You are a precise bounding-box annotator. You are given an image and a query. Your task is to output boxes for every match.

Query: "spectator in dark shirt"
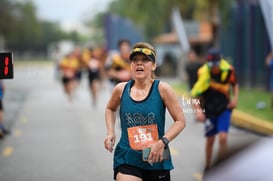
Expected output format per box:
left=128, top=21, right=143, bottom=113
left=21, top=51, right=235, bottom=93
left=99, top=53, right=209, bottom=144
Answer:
left=185, top=50, right=203, bottom=90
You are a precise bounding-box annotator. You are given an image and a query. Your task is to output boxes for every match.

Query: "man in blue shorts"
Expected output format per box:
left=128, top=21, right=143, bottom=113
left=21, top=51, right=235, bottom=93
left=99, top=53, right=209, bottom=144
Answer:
left=190, top=48, right=239, bottom=170
left=0, top=80, right=10, bottom=138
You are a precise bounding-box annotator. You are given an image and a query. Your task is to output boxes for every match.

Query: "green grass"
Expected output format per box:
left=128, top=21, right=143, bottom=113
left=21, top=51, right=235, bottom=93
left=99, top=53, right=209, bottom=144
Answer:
left=171, top=82, right=273, bottom=123
left=237, top=88, right=273, bottom=122
left=172, top=82, right=189, bottom=94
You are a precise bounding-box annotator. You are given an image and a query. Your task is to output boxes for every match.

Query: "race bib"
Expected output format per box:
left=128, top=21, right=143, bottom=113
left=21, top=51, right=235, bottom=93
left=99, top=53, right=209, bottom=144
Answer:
left=127, top=124, right=159, bottom=150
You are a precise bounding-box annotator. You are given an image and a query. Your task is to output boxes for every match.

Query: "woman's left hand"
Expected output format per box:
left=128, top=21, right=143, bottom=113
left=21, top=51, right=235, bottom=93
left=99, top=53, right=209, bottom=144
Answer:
left=148, top=140, right=165, bottom=163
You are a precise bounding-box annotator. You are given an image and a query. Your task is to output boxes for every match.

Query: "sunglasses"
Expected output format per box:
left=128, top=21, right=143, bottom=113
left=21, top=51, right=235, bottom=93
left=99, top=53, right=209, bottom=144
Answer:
left=130, top=48, right=156, bottom=62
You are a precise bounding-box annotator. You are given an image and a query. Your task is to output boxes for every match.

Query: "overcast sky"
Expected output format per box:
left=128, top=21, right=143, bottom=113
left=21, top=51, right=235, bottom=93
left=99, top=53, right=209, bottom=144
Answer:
left=33, top=0, right=113, bottom=23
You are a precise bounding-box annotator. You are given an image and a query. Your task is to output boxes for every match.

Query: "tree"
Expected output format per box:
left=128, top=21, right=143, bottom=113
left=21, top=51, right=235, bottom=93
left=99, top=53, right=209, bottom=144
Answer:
left=0, top=0, right=86, bottom=56
left=0, top=0, right=16, bottom=47
left=6, top=1, right=41, bottom=51
left=91, top=0, right=235, bottom=43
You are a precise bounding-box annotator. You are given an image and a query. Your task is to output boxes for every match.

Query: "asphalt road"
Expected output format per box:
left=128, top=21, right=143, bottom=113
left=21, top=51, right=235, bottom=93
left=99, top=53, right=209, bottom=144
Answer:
left=0, top=63, right=262, bottom=181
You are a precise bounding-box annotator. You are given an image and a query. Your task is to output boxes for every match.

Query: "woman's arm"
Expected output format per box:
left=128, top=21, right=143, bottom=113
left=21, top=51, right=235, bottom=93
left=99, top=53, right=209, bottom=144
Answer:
left=104, top=82, right=126, bottom=152
left=148, top=82, right=186, bottom=163
left=159, top=82, right=186, bottom=141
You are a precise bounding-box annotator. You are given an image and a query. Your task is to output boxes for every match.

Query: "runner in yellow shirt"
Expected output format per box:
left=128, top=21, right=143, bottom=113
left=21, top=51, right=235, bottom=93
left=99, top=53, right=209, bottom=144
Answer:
left=106, top=39, right=132, bottom=85
left=59, top=51, right=80, bottom=102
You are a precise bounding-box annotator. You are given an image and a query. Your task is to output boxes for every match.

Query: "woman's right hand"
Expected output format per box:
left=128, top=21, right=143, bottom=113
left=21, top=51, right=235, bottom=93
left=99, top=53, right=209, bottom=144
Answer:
left=104, top=134, right=116, bottom=153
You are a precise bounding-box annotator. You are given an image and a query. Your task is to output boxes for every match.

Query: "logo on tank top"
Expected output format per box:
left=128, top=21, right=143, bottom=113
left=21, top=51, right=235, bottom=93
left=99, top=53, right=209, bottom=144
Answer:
left=125, top=112, right=156, bottom=127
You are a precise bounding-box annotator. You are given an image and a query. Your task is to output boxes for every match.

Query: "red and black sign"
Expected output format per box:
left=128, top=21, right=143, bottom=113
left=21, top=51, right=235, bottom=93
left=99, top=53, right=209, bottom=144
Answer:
left=0, top=52, right=13, bottom=79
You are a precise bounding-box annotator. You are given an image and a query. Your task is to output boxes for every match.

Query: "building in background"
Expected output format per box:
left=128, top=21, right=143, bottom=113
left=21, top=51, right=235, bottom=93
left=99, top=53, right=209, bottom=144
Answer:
left=153, top=21, right=213, bottom=78
left=104, top=13, right=143, bottom=51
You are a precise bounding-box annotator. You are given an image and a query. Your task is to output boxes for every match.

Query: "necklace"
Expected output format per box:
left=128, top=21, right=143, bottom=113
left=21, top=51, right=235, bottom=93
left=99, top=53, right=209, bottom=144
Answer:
left=131, top=80, right=153, bottom=99
left=131, top=88, right=146, bottom=97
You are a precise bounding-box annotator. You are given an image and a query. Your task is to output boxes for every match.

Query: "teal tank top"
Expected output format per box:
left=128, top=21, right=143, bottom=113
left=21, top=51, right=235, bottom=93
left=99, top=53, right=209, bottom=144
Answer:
left=113, top=79, right=174, bottom=170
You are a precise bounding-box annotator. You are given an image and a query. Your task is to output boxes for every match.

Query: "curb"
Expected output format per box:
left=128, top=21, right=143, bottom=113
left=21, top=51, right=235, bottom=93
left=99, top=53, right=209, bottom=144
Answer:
left=231, top=109, right=273, bottom=135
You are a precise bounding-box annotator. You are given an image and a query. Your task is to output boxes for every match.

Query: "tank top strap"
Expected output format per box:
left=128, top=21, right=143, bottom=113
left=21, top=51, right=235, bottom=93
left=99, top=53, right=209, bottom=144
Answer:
left=153, top=79, right=160, bottom=88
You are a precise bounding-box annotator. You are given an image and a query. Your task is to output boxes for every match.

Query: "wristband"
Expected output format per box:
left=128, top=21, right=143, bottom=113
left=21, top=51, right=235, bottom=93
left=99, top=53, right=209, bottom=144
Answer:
left=160, top=137, right=169, bottom=147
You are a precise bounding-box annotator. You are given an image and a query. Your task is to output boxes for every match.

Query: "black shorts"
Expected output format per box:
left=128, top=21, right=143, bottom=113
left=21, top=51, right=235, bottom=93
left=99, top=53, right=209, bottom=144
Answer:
left=88, top=70, right=100, bottom=84
left=114, top=164, right=170, bottom=181
left=62, top=77, right=74, bottom=84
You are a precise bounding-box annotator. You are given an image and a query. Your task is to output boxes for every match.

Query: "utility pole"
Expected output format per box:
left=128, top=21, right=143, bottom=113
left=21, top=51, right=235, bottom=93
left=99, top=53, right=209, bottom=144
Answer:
left=209, top=0, right=220, bottom=47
